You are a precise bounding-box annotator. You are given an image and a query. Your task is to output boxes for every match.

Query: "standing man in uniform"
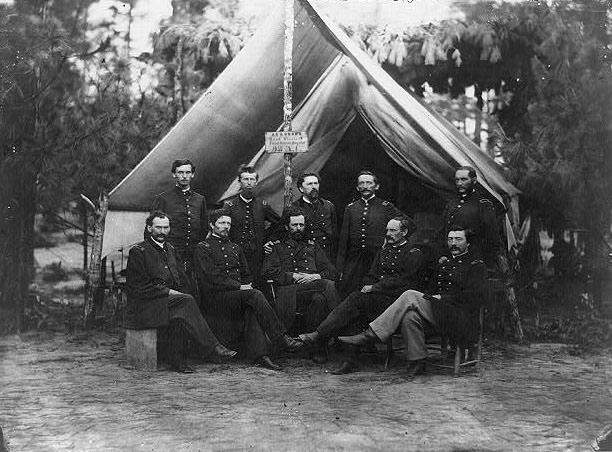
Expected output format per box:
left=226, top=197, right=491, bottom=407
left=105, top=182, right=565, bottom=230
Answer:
left=224, top=165, right=281, bottom=288
left=150, top=159, right=207, bottom=279
left=439, top=165, right=501, bottom=269
left=193, top=209, right=302, bottom=371
left=262, top=206, right=339, bottom=363
left=336, top=170, right=403, bottom=296
left=125, top=211, right=236, bottom=373
left=291, top=173, right=337, bottom=262
left=299, top=216, right=429, bottom=374
left=339, top=225, right=487, bottom=380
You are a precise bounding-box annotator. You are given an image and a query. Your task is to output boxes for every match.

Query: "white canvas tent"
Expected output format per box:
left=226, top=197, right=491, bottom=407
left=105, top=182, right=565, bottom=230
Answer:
left=102, top=0, right=519, bottom=257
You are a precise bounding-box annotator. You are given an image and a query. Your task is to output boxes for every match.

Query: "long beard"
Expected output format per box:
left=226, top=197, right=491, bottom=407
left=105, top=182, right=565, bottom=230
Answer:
left=290, top=231, right=304, bottom=241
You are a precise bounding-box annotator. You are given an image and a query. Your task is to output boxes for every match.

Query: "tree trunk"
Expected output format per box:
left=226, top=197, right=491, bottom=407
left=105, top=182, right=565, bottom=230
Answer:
left=82, top=202, right=88, bottom=271
left=175, top=36, right=185, bottom=120
left=0, top=159, right=36, bottom=334
left=83, top=192, right=108, bottom=329
left=497, top=253, right=525, bottom=343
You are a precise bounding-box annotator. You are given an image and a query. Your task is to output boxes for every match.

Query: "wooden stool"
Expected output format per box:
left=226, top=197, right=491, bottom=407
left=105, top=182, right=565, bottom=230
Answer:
left=126, top=329, right=157, bottom=371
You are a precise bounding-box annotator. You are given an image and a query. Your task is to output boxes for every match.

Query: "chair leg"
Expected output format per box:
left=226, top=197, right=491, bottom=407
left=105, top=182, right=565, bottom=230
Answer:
left=476, top=306, right=484, bottom=371
left=385, top=340, right=393, bottom=370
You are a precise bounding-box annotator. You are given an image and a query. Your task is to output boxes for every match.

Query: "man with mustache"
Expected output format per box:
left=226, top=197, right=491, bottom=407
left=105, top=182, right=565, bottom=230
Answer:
left=291, top=173, right=337, bottom=262
left=194, top=209, right=302, bottom=371
left=298, top=216, right=430, bottom=374
left=262, top=206, right=339, bottom=363
left=125, top=211, right=236, bottom=373
left=223, top=165, right=282, bottom=288
left=338, top=225, right=487, bottom=380
left=336, top=170, right=404, bottom=296
left=439, top=166, right=501, bottom=269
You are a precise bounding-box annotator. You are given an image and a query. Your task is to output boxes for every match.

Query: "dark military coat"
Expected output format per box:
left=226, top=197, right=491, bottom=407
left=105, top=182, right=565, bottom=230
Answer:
left=440, top=188, right=501, bottom=267
left=430, top=249, right=487, bottom=344
left=223, top=195, right=281, bottom=254
left=223, top=195, right=281, bottom=284
left=124, top=238, right=189, bottom=329
left=336, top=196, right=403, bottom=272
left=150, top=186, right=208, bottom=264
left=193, top=235, right=252, bottom=293
left=262, top=238, right=337, bottom=286
left=362, top=241, right=428, bottom=298
left=291, top=197, right=337, bottom=261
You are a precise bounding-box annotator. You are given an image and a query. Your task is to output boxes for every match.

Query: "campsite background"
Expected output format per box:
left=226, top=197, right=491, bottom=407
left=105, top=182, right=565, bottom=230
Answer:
left=1, top=0, right=611, bottom=348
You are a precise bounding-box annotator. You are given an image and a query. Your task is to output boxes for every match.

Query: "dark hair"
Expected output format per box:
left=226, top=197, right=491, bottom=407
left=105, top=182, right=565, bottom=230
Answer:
left=456, top=165, right=476, bottom=179
left=392, top=215, right=416, bottom=236
left=237, top=165, right=259, bottom=181
left=209, top=208, right=231, bottom=225
left=171, top=159, right=195, bottom=173
left=281, top=206, right=305, bottom=226
left=297, top=172, right=320, bottom=188
left=357, top=170, right=378, bottom=185
left=447, top=224, right=474, bottom=243
left=146, top=210, right=169, bottom=227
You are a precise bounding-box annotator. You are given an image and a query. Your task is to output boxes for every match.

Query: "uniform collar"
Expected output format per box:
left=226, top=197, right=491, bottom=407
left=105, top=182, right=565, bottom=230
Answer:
left=175, top=184, right=192, bottom=195
left=211, top=233, right=231, bottom=243
left=239, top=194, right=254, bottom=204
left=360, top=195, right=376, bottom=204
left=148, top=237, right=166, bottom=251
left=458, top=188, right=475, bottom=200
left=384, top=239, right=407, bottom=249
left=301, top=196, right=322, bottom=206
left=450, top=250, right=469, bottom=260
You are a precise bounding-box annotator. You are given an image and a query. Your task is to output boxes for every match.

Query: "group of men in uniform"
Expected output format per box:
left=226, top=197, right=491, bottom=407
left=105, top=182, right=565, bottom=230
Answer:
left=125, top=158, right=502, bottom=378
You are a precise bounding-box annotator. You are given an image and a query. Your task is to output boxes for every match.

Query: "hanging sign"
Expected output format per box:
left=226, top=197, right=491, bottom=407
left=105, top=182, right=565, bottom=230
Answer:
left=265, top=131, right=308, bottom=153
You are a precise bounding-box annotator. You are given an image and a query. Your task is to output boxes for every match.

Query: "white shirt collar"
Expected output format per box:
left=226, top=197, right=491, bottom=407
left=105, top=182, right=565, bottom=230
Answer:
left=361, top=194, right=375, bottom=203
left=151, top=238, right=165, bottom=249
left=240, top=194, right=253, bottom=203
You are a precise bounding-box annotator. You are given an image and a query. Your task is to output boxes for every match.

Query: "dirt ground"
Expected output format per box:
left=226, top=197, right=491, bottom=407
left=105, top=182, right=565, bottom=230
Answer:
left=1, top=329, right=611, bottom=452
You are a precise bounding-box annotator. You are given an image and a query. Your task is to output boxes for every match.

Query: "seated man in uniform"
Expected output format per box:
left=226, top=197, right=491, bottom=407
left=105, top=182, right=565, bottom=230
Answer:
left=193, top=209, right=302, bottom=371
left=125, top=211, right=236, bottom=373
left=299, top=216, right=430, bottom=374
left=262, top=206, right=339, bottom=363
left=338, top=225, right=487, bottom=380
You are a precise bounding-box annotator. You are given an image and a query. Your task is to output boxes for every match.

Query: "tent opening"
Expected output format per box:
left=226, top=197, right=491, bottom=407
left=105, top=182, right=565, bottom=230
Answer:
left=320, top=113, right=446, bottom=232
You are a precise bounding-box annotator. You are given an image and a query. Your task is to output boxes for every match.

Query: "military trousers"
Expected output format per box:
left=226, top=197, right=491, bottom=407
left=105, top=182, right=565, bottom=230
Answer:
left=167, top=293, right=219, bottom=358
left=207, top=288, right=287, bottom=359
left=369, top=289, right=438, bottom=361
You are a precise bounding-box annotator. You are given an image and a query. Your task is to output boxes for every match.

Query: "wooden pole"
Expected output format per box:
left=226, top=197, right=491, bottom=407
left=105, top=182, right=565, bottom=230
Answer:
left=282, top=0, right=294, bottom=208
left=83, top=192, right=108, bottom=329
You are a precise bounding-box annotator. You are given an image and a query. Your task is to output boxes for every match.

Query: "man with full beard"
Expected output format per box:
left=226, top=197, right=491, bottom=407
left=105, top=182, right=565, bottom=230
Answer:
left=336, top=170, right=403, bottom=296
left=291, top=173, right=337, bottom=262
left=262, top=207, right=339, bottom=363
left=223, top=165, right=281, bottom=288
